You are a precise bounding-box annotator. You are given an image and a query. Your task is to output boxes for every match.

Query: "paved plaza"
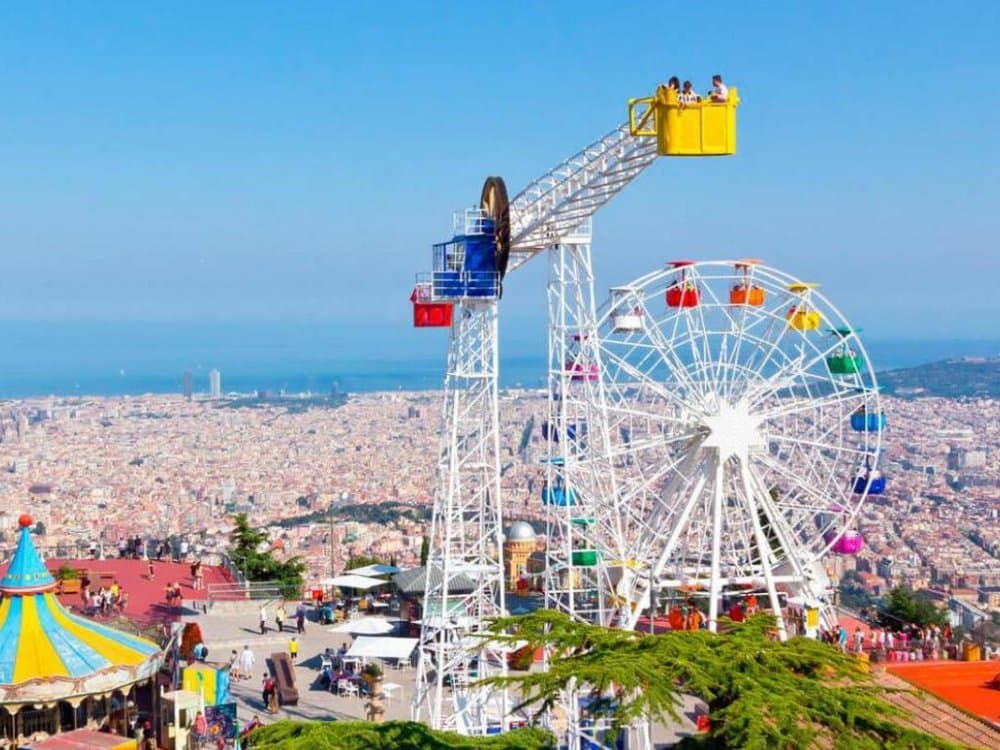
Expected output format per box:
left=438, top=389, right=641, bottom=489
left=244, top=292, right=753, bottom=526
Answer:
left=186, top=601, right=702, bottom=747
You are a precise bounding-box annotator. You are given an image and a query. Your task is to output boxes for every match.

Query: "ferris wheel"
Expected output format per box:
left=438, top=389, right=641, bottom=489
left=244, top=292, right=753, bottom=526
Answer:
left=565, top=259, right=886, bottom=638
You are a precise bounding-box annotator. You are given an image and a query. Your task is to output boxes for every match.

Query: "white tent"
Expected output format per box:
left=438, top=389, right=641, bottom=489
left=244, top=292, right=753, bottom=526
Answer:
left=321, top=574, right=388, bottom=590
left=346, top=636, right=418, bottom=662
left=349, top=564, right=400, bottom=577
left=328, top=616, right=396, bottom=635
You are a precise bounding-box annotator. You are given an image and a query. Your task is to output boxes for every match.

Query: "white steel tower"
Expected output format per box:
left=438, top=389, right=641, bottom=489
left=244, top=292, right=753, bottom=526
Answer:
left=411, top=88, right=741, bottom=739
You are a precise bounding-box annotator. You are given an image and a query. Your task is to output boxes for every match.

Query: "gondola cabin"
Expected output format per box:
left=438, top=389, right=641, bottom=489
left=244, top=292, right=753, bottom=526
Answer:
left=571, top=549, right=599, bottom=567
left=826, top=530, right=864, bottom=555
left=786, top=282, right=821, bottom=330
left=410, top=283, right=453, bottom=328
left=827, top=326, right=863, bottom=373
left=853, top=469, right=886, bottom=495
left=666, top=260, right=700, bottom=308
left=610, top=287, right=644, bottom=332
left=851, top=408, right=886, bottom=432
left=828, top=351, right=862, bottom=375
left=730, top=259, right=765, bottom=306
left=429, top=209, right=500, bottom=300
left=628, top=85, right=740, bottom=156
left=730, top=285, right=765, bottom=306
left=567, top=362, right=599, bottom=382
left=542, top=479, right=577, bottom=507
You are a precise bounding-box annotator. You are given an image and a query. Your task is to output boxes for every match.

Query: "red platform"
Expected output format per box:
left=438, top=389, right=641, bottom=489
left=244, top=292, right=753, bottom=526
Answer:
left=0, top=557, right=235, bottom=627
left=888, top=660, right=1000, bottom=726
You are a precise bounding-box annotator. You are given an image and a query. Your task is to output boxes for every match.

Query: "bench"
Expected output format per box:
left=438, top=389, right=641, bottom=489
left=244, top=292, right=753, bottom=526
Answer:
left=58, top=579, right=82, bottom=595
left=270, top=653, right=299, bottom=706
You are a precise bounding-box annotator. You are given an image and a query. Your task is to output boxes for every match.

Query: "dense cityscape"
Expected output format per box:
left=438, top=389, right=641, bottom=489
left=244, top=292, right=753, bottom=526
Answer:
left=2, top=369, right=998, bottom=633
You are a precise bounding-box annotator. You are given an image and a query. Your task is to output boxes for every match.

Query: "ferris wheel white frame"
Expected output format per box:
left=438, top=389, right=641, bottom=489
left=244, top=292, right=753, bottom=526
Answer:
left=565, top=260, right=884, bottom=638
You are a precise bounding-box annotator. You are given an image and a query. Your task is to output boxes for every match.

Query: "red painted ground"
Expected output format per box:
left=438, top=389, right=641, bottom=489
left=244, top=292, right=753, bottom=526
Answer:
left=0, top=557, right=235, bottom=627
left=34, top=728, right=133, bottom=748
left=888, top=660, right=1000, bottom=726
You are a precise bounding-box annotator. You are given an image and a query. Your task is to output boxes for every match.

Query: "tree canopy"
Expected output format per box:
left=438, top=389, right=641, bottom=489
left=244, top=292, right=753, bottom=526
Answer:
left=881, top=585, right=949, bottom=629
left=244, top=720, right=554, bottom=749
left=481, top=609, right=960, bottom=750
left=228, top=513, right=305, bottom=598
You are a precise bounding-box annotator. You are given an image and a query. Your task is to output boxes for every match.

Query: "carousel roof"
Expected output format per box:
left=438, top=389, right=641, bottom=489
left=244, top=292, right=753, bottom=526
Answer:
left=0, top=516, right=162, bottom=704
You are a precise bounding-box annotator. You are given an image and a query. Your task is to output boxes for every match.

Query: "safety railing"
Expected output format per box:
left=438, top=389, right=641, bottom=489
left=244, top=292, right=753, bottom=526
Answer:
left=453, top=207, right=493, bottom=236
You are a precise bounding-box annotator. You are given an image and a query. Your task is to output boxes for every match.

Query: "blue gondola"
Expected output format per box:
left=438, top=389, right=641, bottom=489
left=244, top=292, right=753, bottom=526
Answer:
left=852, top=470, right=886, bottom=495
left=850, top=408, right=886, bottom=432
left=541, top=478, right=577, bottom=506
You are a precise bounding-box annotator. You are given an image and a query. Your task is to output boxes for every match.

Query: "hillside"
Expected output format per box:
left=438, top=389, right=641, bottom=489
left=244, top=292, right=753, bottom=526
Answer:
left=878, top=357, right=1000, bottom=399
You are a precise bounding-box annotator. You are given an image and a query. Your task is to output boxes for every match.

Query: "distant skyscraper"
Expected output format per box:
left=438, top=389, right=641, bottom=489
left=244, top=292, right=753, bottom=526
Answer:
left=209, top=369, right=222, bottom=399
left=182, top=371, right=193, bottom=400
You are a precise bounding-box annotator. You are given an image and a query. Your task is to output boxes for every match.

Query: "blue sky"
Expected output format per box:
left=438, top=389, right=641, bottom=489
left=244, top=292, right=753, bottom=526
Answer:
left=0, top=1, right=998, bottom=344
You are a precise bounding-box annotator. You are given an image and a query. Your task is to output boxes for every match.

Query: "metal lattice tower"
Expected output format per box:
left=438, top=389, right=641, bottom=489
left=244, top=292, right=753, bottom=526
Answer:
left=412, top=114, right=675, bottom=740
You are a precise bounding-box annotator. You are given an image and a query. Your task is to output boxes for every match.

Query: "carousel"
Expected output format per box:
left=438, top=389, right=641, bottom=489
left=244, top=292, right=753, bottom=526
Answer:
left=0, top=515, right=163, bottom=745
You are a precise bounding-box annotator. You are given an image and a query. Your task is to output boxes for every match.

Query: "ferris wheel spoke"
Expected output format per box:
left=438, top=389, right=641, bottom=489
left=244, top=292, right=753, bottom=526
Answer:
left=638, top=303, right=711, bottom=407
left=745, top=335, right=858, bottom=411
left=751, top=451, right=845, bottom=519
left=600, top=347, right=699, bottom=416
left=758, top=386, right=868, bottom=422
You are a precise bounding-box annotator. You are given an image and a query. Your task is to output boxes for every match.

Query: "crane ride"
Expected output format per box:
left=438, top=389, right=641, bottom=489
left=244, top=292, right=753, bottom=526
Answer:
left=407, top=77, right=884, bottom=748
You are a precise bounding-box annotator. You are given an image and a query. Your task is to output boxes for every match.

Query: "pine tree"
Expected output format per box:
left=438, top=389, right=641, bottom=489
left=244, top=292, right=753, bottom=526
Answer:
left=480, top=610, right=961, bottom=750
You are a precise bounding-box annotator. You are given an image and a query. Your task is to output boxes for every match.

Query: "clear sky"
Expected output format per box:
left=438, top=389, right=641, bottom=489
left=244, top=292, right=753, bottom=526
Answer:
left=1, top=2, right=998, bottom=343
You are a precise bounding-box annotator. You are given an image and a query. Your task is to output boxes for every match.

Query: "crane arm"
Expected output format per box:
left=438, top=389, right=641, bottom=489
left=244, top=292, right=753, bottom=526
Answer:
left=505, top=123, right=658, bottom=274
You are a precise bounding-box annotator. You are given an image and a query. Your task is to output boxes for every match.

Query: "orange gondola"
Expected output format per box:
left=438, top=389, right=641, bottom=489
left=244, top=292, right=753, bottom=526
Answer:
left=729, top=258, right=765, bottom=306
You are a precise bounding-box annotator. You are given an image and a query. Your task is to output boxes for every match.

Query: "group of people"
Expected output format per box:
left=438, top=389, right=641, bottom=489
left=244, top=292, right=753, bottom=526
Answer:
left=820, top=622, right=955, bottom=661
left=80, top=577, right=128, bottom=616
left=663, top=73, right=729, bottom=104
left=257, top=601, right=308, bottom=635
left=319, top=642, right=369, bottom=696
left=164, top=581, right=185, bottom=608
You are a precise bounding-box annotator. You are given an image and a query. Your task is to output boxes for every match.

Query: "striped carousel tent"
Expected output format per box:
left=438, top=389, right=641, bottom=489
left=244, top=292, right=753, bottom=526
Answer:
left=0, top=515, right=163, bottom=740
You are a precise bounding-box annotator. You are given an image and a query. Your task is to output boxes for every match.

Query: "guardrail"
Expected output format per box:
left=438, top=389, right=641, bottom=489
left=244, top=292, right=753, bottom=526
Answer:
left=205, top=581, right=285, bottom=609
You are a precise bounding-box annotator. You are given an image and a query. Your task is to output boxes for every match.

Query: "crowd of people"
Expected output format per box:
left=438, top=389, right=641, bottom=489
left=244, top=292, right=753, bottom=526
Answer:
left=78, top=575, right=129, bottom=617
left=662, top=73, right=730, bottom=104
left=820, top=622, right=959, bottom=662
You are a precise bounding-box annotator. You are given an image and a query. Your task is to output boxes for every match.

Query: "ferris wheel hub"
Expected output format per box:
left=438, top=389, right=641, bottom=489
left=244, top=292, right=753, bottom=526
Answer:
left=699, top=399, right=763, bottom=461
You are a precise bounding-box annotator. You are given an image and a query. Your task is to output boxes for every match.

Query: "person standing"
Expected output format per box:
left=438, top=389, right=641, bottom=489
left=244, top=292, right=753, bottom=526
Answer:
left=259, top=604, right=268, bottom=635
left=295, top=602, right=306, bottom=634
left=191, top=710, right=208, bottom=749
left=239, top=645, right=256, bottom=681
left=147, top=558, right=155, bottom=581
left=275, top=603, right=286, bottom=633
left=262, top=675, right=275, bottom=712
left=289, top=636, right=299, bottom=663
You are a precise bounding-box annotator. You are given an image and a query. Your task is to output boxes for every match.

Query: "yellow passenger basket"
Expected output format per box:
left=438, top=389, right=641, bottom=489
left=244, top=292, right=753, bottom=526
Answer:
left=628, top=86, right=740, bottom=156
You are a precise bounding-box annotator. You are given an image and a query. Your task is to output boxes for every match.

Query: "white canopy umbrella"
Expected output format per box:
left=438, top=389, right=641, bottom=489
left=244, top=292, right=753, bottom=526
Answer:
left=321, top=574, right=388, bottom=590
left=328, top=616, right=396, bottom=635
left=346, top=635, right=418, bottom=661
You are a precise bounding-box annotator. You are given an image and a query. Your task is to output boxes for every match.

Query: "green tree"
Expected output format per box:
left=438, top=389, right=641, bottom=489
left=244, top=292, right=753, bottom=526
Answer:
left=839, top=569, right=875, bottom=611
left=228, top=513, right=305, bottom=598
left=882, top=585, right=948, bottom=628
left=481, top=610, right=959, bottom=750
left=244, top=720, right=553, bottom=749
left=420, top=535, right=430, bottom=567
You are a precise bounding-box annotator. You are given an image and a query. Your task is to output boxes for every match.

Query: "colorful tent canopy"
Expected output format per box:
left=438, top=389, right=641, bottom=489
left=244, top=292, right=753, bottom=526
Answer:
left=0, top=515, right=162, bottom=704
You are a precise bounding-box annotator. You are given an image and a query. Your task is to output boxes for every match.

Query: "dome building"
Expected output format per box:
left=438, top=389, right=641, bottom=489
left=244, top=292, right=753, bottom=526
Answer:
left=503, top=521, right=538, bottom=591
left=0, top=515, right=163, bottom=743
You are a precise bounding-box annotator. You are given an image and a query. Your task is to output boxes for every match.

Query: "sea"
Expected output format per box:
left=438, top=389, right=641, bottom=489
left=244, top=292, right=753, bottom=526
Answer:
left=0, top=321, right=998, bottom=400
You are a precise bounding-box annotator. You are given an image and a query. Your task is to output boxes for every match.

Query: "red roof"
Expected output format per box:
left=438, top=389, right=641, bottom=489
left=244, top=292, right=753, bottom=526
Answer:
left=889, top=659, right=1000, bottom=726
